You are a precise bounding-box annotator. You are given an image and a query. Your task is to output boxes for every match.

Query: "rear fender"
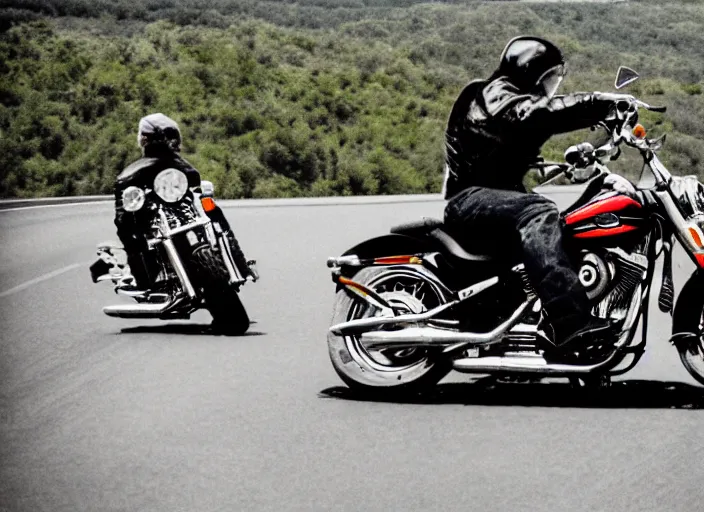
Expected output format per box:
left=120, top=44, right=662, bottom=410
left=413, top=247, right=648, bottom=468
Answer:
left=336, top=233, right=504, bottom=291
left=341, top=234, right=436, bottom=259
left=333, top=234, right=437, bottom=279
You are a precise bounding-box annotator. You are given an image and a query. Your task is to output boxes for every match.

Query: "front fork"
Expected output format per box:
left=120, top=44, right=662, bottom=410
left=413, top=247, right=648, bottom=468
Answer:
left=218, top=230, right=245, bottom=284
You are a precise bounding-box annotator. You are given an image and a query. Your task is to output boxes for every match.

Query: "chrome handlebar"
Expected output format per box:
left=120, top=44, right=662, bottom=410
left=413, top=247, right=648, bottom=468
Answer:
left=582, top=99, right=667, bottom=166
left=535, top=97, right=667, bottom=186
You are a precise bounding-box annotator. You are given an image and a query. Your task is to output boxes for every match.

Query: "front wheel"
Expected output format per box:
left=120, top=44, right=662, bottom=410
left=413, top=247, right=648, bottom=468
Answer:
left=191, top=244, right=250, bottom=335
left=671, top=271, right=704, bottom=385
left=673, top=305, right=704, bottom=386
left=327, top=266, right=451, bottom=393
left=204, top=283, right=250, bottom=335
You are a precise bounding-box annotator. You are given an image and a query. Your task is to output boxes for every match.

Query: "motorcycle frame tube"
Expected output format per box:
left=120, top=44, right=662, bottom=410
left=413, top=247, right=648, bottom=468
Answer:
left=359, top=299, right=532, bottom=352
left=332, top=299, right=457, bottom=336
left=451, top=285, right=643, bottom=375
left=329, top=269, right=500, bottom=335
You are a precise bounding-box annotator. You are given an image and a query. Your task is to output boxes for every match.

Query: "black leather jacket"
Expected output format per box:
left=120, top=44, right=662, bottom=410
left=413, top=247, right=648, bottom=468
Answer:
left=443, top=78, right=615, bottom=198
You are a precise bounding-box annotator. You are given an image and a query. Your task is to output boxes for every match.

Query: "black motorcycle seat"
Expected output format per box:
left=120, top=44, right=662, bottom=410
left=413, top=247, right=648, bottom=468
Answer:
left=390, top=217, right=492, bottom=262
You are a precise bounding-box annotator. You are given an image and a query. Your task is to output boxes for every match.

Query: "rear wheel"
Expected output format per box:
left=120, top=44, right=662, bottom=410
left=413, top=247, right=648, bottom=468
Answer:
left=327, top=266, right=451, bottom=393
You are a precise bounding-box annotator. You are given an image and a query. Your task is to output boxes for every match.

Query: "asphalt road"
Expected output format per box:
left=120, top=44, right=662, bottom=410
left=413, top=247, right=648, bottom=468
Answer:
left=1, top=192, right=703, bottom=512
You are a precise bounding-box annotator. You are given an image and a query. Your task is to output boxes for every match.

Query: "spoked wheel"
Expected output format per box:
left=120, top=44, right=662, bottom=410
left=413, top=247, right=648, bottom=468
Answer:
left=676, top=310, right=704, bottom=386
left=327, top=266, right=451, bottom=393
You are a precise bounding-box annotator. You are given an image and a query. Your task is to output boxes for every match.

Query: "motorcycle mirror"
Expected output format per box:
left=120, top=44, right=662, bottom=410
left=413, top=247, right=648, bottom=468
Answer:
left=615, top=66, right=639, bottom=89
left=564, top=142, right=595, bottom=167
left=201, top=180, right=215, bottom=197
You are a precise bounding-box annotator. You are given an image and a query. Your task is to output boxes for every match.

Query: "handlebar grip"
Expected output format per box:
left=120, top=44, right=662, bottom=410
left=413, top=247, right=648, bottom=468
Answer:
left=648, top=105, right=667, bottom=113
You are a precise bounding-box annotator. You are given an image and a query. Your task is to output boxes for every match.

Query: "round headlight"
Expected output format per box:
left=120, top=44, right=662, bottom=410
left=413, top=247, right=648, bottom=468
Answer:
left=154, top=168, right=188, bottom=203
left=122, top=186, right=145, bottom=212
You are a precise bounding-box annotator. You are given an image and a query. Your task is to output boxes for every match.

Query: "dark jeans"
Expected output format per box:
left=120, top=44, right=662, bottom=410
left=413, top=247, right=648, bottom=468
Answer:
left=115, top=209, right=154, bottom=288
left=444, top=186, right=590, bottom=332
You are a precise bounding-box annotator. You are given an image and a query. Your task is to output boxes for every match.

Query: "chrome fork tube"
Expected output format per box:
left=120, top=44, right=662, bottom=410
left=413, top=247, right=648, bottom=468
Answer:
left=161, top=235, right=198, bottom=299
left=219, top=235, right=243, bottom=284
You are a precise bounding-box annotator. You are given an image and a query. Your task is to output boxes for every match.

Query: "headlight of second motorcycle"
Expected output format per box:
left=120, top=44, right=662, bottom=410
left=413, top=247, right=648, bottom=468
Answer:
left=121, top=186, right=146, bottom=212
left=154, top=168, right=189, bottom=203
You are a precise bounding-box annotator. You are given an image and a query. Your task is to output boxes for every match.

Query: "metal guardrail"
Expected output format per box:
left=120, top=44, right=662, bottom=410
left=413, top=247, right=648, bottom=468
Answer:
left=0, top=195, right=112, bottom=210
left=0, top=185, right=585, bottom=211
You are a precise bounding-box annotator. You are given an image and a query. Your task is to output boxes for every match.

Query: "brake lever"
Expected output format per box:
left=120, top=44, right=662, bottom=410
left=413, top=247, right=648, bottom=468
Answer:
left=635, top=99, right=667, bottom=113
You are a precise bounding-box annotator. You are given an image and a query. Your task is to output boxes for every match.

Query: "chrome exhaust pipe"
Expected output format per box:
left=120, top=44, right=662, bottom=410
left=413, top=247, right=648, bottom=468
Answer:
left=360, top=300, right=532, bottom=351
left=103, top=295, right=189, bottom=318
left=452, top=285, right=644, bottom=375
left=452, top=353, right=621, bottom=375
left=103, top=302, right=174, bottom=318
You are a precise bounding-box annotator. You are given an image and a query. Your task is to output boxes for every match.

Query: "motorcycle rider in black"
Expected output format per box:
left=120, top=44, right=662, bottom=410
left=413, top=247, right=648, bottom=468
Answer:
left=114, top=113, right=256, bottom=291
left=443, top=36, right=635, bottom=349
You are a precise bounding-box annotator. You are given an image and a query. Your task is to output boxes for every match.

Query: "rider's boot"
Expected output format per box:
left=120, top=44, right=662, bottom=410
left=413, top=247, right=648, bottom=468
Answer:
left=540, top=313, right=617, bottom=352
left=555, top=315, right=616, bottom=348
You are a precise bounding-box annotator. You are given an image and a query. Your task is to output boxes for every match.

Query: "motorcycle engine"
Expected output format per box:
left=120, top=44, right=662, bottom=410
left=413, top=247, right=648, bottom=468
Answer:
left=579, top=247, right=648, bottom=320
left=578, top=252, right=611, bottom=300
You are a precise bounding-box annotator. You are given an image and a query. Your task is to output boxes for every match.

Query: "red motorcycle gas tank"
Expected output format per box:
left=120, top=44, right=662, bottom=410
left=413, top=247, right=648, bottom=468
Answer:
left=563, top=177, right=645, bottom=240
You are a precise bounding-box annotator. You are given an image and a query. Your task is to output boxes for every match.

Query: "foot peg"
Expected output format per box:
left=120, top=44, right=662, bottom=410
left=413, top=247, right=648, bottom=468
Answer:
left=246, top=260, right=259, bottom=282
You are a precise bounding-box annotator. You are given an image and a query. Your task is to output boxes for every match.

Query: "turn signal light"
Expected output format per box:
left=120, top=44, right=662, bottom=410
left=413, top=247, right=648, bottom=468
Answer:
left=201, top=197, right=217, bottom=212
left=689, top=227, right=704, bottom=248
left=633, top=124, right=647, bottom=139
left=696, top=254, right=704, bottom=269
left=373, top=255, right=423, bottom=265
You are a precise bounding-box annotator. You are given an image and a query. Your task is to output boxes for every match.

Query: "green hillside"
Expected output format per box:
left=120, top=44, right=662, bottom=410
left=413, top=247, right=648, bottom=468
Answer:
left=1, top=0, right=703, bottom=198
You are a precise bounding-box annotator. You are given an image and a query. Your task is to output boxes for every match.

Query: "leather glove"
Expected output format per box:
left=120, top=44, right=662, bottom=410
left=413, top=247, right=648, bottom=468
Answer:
left=594, top=91, right=637, bottom=112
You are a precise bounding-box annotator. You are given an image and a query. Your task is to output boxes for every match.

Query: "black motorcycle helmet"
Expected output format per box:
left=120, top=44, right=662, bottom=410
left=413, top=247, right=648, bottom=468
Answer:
left=495, top=36, right=566, bottom=98
left=137, top=113, right=182, bottom=154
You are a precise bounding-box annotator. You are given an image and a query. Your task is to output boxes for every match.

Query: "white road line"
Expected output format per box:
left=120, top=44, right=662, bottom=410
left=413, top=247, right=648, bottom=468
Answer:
left=0, top=201, right=112, bottom=213
left=0, top=263, right=85, bottom=298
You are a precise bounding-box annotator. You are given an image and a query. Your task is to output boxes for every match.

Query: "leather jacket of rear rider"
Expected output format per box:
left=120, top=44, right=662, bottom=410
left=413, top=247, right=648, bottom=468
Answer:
left=443, top=77, right=618, bottom=199
left=114, top=144, right=250, bottom=288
